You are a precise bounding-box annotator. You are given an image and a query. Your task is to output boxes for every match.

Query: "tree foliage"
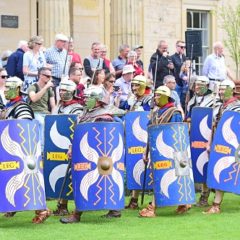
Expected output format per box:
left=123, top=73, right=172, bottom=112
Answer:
left=219, top=3, right=240, bottom=79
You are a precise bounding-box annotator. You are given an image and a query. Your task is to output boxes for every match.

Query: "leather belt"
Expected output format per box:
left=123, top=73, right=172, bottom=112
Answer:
left=209, top=78, right=222, bottom=82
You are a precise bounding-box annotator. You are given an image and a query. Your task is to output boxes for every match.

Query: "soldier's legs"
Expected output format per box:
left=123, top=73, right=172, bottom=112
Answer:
left=60, top=209, right=83, bottom=224
left=3, top=212, right=16, bottom=218
left=139, top=195, right=156, bottom=217
left=53, top=199, right=69, bottom=216
left=196, top=183, right=210, bottom=207
left=175, top=204, right=191, bottom=214
left=125, top=190, right=139, bottom=209
left=203, top=190, right=223, bottom=214
left=32, top=209, right=51, bottom=224
left=101, top=210, right=121, bottom=218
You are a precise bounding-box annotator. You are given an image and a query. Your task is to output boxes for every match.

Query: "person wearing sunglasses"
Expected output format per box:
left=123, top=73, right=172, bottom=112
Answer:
left=0, top=68, right=8, bottom=107
left=22, top=36, right=46, bottom=92
left=28, top=67, right=55, bottom=152
left=171, top=40, right=187, bottom=109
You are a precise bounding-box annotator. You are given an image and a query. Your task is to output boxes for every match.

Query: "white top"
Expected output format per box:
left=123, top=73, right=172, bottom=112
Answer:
left=202, top=53, right=227, bottom=81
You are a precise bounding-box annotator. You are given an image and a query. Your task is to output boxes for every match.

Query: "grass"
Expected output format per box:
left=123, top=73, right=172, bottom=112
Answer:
left=0, top=193, right=240, bottom=240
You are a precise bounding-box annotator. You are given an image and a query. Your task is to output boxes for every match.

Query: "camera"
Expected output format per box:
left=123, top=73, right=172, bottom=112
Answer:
left=113, top=86, right=120, bottom=91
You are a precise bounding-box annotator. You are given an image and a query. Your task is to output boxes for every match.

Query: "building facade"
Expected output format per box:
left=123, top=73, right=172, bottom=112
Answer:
left=0, top=0, right=237, bottom=75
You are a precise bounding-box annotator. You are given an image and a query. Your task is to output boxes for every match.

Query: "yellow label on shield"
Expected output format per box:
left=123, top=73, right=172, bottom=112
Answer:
left=153, top=160, right=172, bottom=170
left=47, top=152, right=68, bottom=161
left=128, top=146, right=146, bottom=154
left=214, top=145, right=231, bottom=154
left=0, top=161, right=20, bottom=170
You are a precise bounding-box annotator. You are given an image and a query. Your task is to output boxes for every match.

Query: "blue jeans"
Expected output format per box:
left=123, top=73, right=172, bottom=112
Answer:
left=175, top=84, right=188, bottom=111
left=34, top=112, right=47, bottom=151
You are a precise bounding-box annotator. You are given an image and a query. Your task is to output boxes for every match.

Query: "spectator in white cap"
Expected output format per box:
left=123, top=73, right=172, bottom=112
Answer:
left=45, top=33, right=69, bottom=87
left=114, top=64, right=135, bottom=106
left=133, top=45, right=144, bottom=70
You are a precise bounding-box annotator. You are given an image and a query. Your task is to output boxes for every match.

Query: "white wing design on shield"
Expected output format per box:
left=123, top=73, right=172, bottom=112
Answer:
left=80, top=132, right=98, bottom=164
left=50, top=121, right=71, bottom=149
left=1, top=125, right=25, bottom=159
left=222, top=117, right=238, bottom=149
left=49, top=164, right=68, bottom=192
left=111, top=134, right=124, bottom=199
left=36, top=171, right=45, bottom=191
left=112, top=168, right=124, bottom=200
left=196, top=150, right=208, bottom=176
left=156, top=131, right=174, bottom=159
left=133, top=159, right=145, bottom=186
left=160, top=169, right=177, bottom=198
left=79, top=132, right=100, bottom=201
left=35, top=141, right=42, bottom=159
left=111, top=134, right=123, bottom=163
left=199, top=115, right=212, bottom=141
left=80, top=169, right=99, bottom=201
left=132, top=116, right=148, bottom=143
left=214, top=156, right=235, bottom=183
left=5, top=171, right=26, bottom=207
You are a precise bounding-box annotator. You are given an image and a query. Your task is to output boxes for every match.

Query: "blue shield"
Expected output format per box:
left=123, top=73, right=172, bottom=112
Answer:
left=44, top=114, right=77, bottom=200
left=148, top=123, right=195, bottom=207
left=125, top=111, right=153, bottom=190
left=207, top=111, right=240, bottom=194
left=190, top=107, right=213, bottom=183
left=72, top=122, right=125, bottom=211
left=0, top=119, right=46, bottom=212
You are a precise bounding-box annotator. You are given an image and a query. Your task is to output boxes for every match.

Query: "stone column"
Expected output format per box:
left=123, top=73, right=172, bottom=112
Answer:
left=38, top=0, right=70, bottom=47
left=110, top=0, right=142, bottom=59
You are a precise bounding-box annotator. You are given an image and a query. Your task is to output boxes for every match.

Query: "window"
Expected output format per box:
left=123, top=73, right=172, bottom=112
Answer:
left=187, top=10, right=210, bottom=75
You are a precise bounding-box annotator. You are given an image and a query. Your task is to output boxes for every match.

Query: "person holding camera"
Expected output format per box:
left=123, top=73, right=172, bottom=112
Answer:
left=150, top=40, right=174, bottom=89
left=28, top=67, right=55, bottom=150
left=114, top=64, right=135, bottom=108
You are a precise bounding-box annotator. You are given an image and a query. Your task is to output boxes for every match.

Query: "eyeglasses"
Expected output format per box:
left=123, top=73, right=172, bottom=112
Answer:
left=178, top=46, right=186, bottom=49
left=35, top=42, right=42, bottom=46
left=79, top=68, right=84, bottom=71
left=1, top=75, right=8, bottom=79
left=108, top=80, right=115, bottom=83
left=42, top=73, right=52, bottom=78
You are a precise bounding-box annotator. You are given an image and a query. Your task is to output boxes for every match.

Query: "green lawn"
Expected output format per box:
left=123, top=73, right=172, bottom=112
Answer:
left=1, top=193, right=240, bottom=240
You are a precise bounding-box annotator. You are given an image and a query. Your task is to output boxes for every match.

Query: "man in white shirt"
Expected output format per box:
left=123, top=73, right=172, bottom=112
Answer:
left=202, top=41, right=235, bottom=91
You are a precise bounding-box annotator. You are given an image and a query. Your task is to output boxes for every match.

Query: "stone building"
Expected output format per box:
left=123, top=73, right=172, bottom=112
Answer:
left=0, top=0, right=238, bottom=75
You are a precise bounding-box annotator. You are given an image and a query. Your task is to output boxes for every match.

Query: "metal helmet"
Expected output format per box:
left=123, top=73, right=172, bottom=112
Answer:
left=155, top=86, right=171, bottom=97
left=84, top=86, right=109, bottom=110
left=154, top=86, right=171, bottom=107
left=195, top=76, right=209, bottom=85
left=5, top=76, right=23, bottom=88
left=59, top=79, right=76, bottom=101
left=219, top=79, right=235, bottom=101
left=59, top=79, right=76, bottom=92
left=131, top=75, right=147, bottom=96
left=4, top=76, right=23, bottom=100
left=219, top=79, right=235, bottom=89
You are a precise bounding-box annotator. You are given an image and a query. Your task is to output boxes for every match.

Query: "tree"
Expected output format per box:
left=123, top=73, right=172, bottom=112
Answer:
left=219, top=3, right=240, bottom=79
